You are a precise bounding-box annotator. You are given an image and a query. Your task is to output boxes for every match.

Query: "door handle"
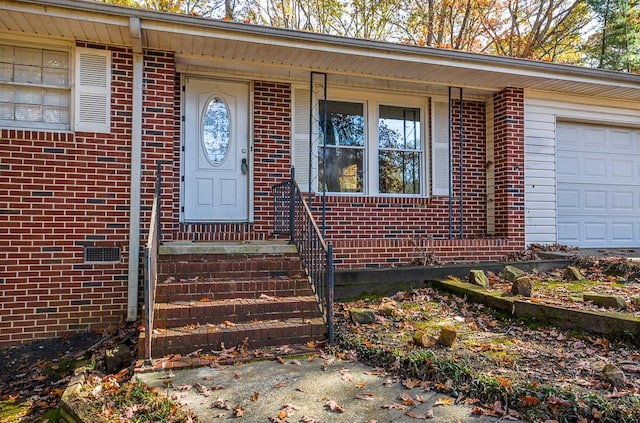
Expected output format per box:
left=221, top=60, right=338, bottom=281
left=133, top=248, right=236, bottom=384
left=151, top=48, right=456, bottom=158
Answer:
left=241, top=158, right=248, bottom=175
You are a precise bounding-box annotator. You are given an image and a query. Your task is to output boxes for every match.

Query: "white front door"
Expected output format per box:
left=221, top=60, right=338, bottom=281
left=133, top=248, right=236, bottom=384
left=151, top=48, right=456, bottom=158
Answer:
left=183, top=78, right=250, bottom=222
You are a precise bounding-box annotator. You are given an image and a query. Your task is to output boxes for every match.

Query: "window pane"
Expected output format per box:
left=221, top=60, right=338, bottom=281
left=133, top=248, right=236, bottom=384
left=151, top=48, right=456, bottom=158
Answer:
left=16, top=86, right=42, bottom=104
left=379, top=150, right=421, bottom=194
left=43, top=50, right=69, bottom=69
left=378, top=105, right=420, bottom=150
left=0, top=63, right=11, bottom=82
left=43, top=67, right=68, bottom=87
left=319, top=100, right=364, bottom=147
left=14, top=65, right=41, bottom=84
left=0, top=85, right=14, bottom=102
left=15, top=104, right=42, bottom=121
left=202, top=97, right=231, bottom=165
left=43, top=106, right=69, bottom=124
left=319, top=147, right=364, bottom=193
left=0, top=45, right=70, bottom=128
left=43, top=88, right=69, bottom=107
left=0, top=103, right=13, bottom=120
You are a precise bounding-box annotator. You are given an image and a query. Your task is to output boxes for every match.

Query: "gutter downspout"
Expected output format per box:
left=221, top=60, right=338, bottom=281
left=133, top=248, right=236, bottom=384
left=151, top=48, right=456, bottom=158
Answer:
left=127, top=17, right=144, bottom=322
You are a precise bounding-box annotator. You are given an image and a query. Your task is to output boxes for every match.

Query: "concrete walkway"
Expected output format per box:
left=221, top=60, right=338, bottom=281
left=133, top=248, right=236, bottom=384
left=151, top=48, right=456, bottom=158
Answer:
left=138, top=355, right=511, bottom=422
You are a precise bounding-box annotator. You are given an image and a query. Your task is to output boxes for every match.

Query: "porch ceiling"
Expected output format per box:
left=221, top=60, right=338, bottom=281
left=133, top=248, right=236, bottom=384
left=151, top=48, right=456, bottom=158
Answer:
left=2, top=0, right=640, bottom=102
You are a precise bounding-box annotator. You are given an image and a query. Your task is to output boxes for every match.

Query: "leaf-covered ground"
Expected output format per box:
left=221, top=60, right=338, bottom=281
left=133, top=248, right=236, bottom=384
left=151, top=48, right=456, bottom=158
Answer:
left=333, top=275, right=640, bottom=422
left=484, top=257, right=640, bottom=316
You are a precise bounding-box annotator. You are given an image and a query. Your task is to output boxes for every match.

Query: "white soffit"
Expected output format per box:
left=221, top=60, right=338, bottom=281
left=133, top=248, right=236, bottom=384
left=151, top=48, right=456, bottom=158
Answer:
left=2, top=0, right=640, bottom=101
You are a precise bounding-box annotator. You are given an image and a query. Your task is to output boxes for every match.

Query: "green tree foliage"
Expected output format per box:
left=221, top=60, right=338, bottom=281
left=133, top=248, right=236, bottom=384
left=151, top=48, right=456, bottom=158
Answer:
left=583, top=0, right=640, bottom=72
left=484, top=0, right=591, bottom=61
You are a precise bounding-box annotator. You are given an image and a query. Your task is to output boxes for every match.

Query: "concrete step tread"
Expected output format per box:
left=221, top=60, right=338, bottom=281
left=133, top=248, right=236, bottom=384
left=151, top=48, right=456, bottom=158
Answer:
left=155, top=295, right=319, bottom=308
left=150, top=317, right=326, bottom=335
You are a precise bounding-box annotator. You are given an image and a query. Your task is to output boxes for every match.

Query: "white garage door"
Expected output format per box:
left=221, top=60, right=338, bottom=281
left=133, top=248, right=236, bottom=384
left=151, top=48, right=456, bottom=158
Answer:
left=557, top=123, right=640, bottom=248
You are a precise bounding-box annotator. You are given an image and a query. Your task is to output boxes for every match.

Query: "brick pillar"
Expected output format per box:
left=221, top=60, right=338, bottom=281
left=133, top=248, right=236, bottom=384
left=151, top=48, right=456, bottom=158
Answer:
left=253, top=81, right=292, bottom=235
left=493, top=88, right=525, bottom=243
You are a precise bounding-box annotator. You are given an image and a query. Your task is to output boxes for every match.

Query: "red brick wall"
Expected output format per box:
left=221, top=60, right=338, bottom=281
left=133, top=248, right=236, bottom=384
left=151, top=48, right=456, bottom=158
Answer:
left=493, top=88, right=525, bottom=242
left=0, top=45, right=176, bottom=346
left=311, top=99, right=488, bottom=242
left=172, top=86, right=525, bottom=267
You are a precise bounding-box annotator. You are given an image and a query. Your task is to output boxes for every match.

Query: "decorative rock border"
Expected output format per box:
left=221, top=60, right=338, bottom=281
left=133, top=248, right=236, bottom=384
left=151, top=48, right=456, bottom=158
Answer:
left=429, top=278, right=640, bottom=341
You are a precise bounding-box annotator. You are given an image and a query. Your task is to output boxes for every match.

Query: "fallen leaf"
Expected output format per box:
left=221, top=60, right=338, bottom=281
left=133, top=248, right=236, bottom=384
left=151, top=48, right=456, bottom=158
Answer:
left=325, top=400, right=345, bottom=413
left=403, top=378, right=420, bottom=389
left=406, top=409, right=434, bottom=419
left=340, top=369, right=354, bottom=382
left=381, top=403, right=408, bottom=410
left=433, top=397, right=454, bottom=406
left=300, top=416, right=320, bottom=423
left=233, top=404, right=244, bottom=417
left=399, top=392, right=415, bottom=406
left=519, top=396, right=540, bottom=406
left=251, top=391, right=259, bottom=402
left=212, top=397, right=231, bottom=410
left=355, top=392, right=376, bottom=401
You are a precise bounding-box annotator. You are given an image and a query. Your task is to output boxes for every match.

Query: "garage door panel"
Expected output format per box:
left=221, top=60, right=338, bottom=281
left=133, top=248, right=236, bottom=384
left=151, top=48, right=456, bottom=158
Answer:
left=612, top=223, right=635, bottom=242
left=610, top=129, right=635, bottom=151
left=557, top=122, right=640, bottom=248
left=583, top=190, right=607, bottom=211
left=611, top=192, right=634, bottom=211
left=584, top=223, right=607, bottom=242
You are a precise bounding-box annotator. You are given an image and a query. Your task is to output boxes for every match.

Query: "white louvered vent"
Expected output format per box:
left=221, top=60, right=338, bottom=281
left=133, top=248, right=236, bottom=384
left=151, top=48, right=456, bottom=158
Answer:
left=432, top=100, right=451, bottom=196
left=75, top=48, right=111, bottom=132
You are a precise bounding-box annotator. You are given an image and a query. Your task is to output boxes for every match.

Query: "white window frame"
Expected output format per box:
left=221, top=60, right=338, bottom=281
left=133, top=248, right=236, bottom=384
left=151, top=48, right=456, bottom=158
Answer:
left=316, top=88, right=428, bottom=197
left=0, top=39, right=72, bottom=131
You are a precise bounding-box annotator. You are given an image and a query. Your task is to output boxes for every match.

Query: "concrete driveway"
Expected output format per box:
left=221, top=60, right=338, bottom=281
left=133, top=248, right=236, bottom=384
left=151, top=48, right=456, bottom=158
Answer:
left=138, top=355, right=512, bottom=422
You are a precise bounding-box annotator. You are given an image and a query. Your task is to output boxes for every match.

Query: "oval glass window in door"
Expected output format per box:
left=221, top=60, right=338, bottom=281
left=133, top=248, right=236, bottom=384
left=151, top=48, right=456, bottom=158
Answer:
left=202, top=96, right=231, bottom=165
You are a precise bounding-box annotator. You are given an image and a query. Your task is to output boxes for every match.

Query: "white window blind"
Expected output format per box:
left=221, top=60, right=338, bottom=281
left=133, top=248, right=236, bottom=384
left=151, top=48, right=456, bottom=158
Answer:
left=292, top=87, right=312, bottom=190
left=432, top=100, right=451, bottom=196
left=75, top=47, right=111, bottom=133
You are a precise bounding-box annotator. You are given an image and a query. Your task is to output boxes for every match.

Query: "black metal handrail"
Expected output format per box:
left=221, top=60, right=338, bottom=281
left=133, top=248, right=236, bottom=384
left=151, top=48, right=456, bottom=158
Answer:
left=143, top=162, right=162, bottom=363
left=273, top=167, right=334, bottom=344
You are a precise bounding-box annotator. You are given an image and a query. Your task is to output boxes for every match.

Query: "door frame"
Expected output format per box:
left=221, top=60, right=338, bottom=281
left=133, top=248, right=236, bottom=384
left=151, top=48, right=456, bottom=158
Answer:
left=180, top=75, right=254, bottom=223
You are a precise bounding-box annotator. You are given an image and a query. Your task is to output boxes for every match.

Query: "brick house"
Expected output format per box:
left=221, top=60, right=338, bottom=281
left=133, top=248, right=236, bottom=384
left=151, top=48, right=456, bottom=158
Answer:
left=1, top=0, right=639, bottom=347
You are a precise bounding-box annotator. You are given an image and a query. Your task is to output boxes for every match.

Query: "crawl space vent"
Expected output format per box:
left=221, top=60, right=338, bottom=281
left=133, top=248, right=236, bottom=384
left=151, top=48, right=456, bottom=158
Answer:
left=84, top=246, right=121, bottom=263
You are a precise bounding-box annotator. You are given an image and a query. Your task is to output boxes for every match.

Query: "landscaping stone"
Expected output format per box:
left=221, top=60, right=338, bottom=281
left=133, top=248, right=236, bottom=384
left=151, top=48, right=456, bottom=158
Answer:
left=602, top=363, right=626, bottom=388
left=468, top=270, right=489, bottom=289
left=563, top=266, right=583, bottom=281
left=501, top=265, right=525, bottom=283
left=437, top=324, right=457, bottom=347
left=511, top=276, right=533, bottom=298
left=378, top=299, right=399, bottom=317
left=413, top=331, right=437, bottom=348
left=349, top=308, right=376, bottom=324
left=583, top=293, right=627, bottom=310
left=105, top=344, right=130, bottom=375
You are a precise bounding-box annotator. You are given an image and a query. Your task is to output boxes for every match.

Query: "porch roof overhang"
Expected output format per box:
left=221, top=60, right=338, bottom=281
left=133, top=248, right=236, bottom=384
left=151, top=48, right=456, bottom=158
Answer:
left=2, top=0, right=640, bottom=101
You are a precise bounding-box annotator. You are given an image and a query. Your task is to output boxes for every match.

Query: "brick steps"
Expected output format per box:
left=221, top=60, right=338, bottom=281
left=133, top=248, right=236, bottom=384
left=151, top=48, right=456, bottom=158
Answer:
left=159, top=253, right=304, bottom=281
left=153, top=295, right=322, bottom=328
left=155, top=276, right=314, bottom=302
left=139, top=317, right=327, bottom=358
left=140, top=242, right=328, bottom=361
